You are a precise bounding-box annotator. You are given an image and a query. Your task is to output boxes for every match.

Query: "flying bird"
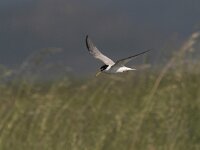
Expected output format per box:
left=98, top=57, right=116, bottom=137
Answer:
left=86, top=35, right=151, bottom=76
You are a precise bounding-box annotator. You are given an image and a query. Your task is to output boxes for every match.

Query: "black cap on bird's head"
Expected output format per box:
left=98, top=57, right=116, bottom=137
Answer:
left=100, top=64, right=109, bottom=71
left=96, top=64, right=109, bottom=76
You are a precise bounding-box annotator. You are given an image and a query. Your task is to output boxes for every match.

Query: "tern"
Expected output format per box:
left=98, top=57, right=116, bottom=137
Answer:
left=86, top=35, right=151, bottom=76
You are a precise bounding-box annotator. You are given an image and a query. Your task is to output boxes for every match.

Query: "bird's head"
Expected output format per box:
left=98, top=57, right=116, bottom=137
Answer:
left=96, top=64, right=109, bottom=76
left=100, top=64, right=109, bottom=71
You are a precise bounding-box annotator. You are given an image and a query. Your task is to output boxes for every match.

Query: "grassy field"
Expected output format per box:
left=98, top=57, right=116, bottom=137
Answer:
left=0, top=64, right=200, bottom=150
left=0, top=32, right=200, bottom=150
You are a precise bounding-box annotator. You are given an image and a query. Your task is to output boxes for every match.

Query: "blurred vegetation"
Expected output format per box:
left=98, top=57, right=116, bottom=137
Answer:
left=0, top=32, right=200, bottom=150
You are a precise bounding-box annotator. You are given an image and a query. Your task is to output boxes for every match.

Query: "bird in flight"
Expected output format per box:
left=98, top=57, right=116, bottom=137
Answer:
left=86, top=35, right=151, bottom=76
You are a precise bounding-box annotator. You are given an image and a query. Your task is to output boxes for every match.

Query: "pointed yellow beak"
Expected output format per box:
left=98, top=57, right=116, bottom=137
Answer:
left=95, top=71, right=101, bottom=77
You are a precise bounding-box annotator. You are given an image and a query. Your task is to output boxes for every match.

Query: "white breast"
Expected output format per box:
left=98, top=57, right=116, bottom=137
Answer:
left=104, top=66, right=135, bottom=73
left=116, top=66, right=135, bottom=72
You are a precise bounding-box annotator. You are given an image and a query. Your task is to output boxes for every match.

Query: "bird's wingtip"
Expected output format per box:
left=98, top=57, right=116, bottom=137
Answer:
left=85, top=35, right=89, bottom=49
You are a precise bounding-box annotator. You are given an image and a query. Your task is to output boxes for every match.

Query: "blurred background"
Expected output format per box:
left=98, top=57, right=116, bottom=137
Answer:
left=0, top=0, right=200, bottom=74
left=0, top=0, right=200, bottom=150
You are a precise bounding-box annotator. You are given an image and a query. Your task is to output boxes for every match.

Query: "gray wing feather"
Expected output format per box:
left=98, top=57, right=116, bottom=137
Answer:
left=86, top=35, right=115, bottom=65
left=113, top=49, right=152, bottom=67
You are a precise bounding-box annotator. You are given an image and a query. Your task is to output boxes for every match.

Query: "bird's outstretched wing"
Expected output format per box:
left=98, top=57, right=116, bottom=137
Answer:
left=86, top=35, right=115, bottom=65
left=113, top=49, right=152, bottom=67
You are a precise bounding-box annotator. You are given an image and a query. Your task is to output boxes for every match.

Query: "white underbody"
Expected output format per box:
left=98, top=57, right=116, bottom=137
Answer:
left=103, top=65, right=136, bottom=74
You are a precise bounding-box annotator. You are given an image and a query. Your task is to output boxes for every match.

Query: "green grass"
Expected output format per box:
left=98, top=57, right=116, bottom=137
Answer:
left=0, top=66, right=200, bottom=150
left=0, top=30, right=199, bottom=150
